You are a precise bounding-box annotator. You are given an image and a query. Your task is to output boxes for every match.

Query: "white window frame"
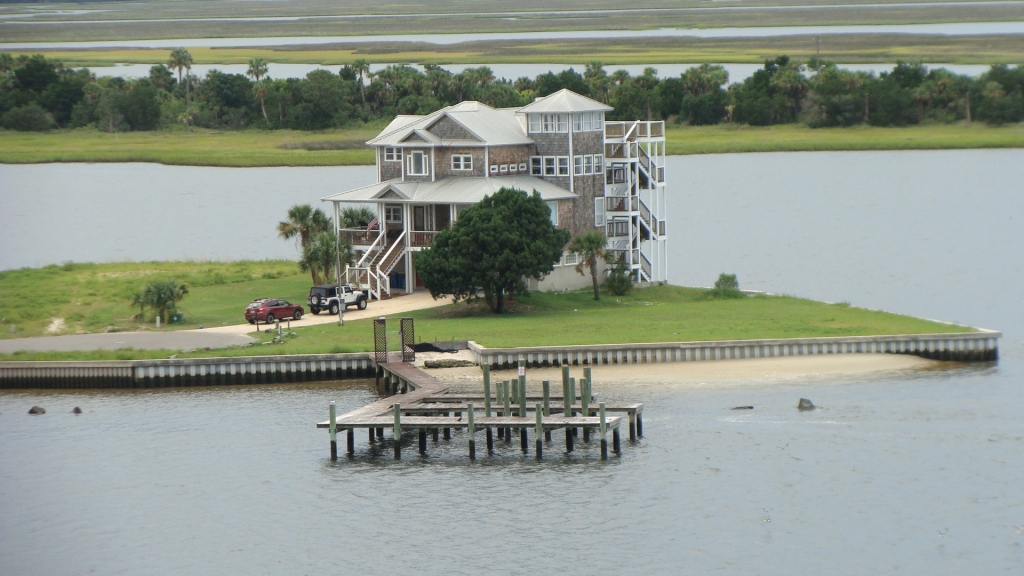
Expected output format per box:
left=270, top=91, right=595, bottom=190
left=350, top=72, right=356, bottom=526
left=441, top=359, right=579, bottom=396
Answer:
left=384, top=147, right=402, bottom=161
left=543, top=114, right=557, bottom=132
left=572, top=113, right=583, bottom=132
left=563, top=252, right=578, bottom=266
left=518, top=162, right=527, bottom=173
left=530, top=156, right=542, bottom=176
left=451, top=154, right=472, bottom=171
left=509, top=164, right=518, bottom=174
left=546, top=201, right=559, bottom=226
left=595, top=154, right=604, bottom=173
left=557, top=114, right=568, bottom=132
left=557, top=156, right=569, bottom=176
left=528, top=114, right=542, bottom=133
left=407, top=151, right=429, bottom=176
left=594, top=197, right=605, bottom=227
left=584, top=155, right=594, bottom=175
left=544, top=157, right=556, bottom=176
left=574, top=155, right=584, bottom=176
left=385, top=206, right=403, bottom=223
left=500, top=164, right=509, bottom=174
left=490, top=164, right=499, bottom=175
left=583, top=113, right=593, bottom=131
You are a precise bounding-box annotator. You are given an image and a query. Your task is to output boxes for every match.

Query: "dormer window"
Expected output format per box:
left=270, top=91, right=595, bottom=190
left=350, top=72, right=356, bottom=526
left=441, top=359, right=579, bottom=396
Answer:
left=407, top=151, right=429, bottom=176
left=384, top=147, right=402, bottom=161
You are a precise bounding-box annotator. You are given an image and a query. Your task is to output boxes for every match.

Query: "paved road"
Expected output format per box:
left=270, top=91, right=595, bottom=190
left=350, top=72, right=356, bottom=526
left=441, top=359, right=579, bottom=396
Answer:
left=0, top=291, right=453, bottom=353
left=0, top=331, right=255, bottom=354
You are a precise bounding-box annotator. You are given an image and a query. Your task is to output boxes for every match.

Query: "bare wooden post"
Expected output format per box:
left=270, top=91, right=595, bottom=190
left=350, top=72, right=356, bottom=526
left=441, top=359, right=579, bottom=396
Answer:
left=393, top=403, right=401, bottom=459
left=503, top=380, right=512, bottom=441
left=629, top=412, right=637, bottom=442
left=419, top=428, right=427, bottom=455
left=561, top=365, right=570, bottom=402
left=613, top=426, right=621, bottom=455
left=369, top=428, right=375, bottom=443
left=570, top=377, right=578, bottom=437
left=518, top=359, right=527, bottom=417
left=566, top=425, right=574, bottom=453
left=521, top=426, right=528, bottom=454
left=562, top=378, right=571, bottom=417
left=600, top=402, right=608, bottom=460
left=585, top=377, right=593, bottom=438
left=347, top=427, right=354, bottom=455
left=468, top=402, right=476, bottom=460
left=432, top=428, right=439, bottom=442
left=542, top=380, right=552, bottom=442
left=584, top=366, right=592, bottom=386
left=535, top=403, right=543, bottom=459
left=483, top=366, right=493, bottom=453
left=637, top=414, right=643, bottom=437
left=329, top=402, right=337, bottom=461
left=376, top=427, right=383, bottom=439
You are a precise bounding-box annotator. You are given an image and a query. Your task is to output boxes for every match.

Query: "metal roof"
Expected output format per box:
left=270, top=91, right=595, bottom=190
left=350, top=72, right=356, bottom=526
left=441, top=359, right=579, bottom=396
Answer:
left=322, top=176, right=576, bottom=205
left=366, top=101, right=533, bottom=147
left=517, top=89, right=613, bottom=114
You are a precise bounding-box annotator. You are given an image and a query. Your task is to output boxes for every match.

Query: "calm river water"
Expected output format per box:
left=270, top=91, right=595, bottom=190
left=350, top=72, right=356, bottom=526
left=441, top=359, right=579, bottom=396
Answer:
left=2, top=150, right=1023, bottom=573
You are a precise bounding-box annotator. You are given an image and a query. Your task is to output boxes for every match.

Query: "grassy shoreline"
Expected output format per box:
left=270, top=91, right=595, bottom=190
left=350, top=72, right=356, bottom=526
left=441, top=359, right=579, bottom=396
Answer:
left=2, top=123, right=1022, bottom=167
left=0, top=261, right=972, bottom=362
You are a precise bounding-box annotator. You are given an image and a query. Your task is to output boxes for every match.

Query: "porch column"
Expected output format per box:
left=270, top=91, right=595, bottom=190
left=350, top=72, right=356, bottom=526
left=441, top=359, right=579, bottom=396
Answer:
left=404, top=203, right=414, bottom=294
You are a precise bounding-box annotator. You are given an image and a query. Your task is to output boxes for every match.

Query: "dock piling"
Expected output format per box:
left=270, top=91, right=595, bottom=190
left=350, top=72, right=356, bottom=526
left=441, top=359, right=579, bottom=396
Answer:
left=419, top=428, right=427, bottom=455
left=535, top=403, right=543, bottom=459
left=629, top=413, right=637, bottom=442
left=393, top=403, right=401, bottom=459
left=637, top=414, right=643, bottom=438
left=570, top=377, right=578, bottom=437
left=329, top=402, right=337, bottom=461
left=518, top=359, right=527, bottom=417
left=542, top=381, right=552, bottom=442
left=483, top=365, right=492, bottom=449
left=347, top=427, right=354, bottom=455
left=613, top=427, right=621, bottom=455
left=468, top=403, right=476, bottom=460
left=432, top=428, right=439, bottom=442
left=369, top=428, right=375, bottom=443
left=600, top=402, right=608, bottom=460
left=582, top=378, right=591, bottom=442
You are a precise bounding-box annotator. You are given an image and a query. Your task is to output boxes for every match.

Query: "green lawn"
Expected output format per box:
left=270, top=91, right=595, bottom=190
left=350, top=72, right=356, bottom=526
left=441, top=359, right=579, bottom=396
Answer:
left=0, top=281, right=972, bottom=362
left=0, top=260, right=314, bottom=339
left=3, top=123, right=1023, bottom=167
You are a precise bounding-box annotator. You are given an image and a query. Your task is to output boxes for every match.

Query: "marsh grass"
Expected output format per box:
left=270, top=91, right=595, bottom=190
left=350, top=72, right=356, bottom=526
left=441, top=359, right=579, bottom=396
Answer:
left=3, top=123, right=1022, bottom=167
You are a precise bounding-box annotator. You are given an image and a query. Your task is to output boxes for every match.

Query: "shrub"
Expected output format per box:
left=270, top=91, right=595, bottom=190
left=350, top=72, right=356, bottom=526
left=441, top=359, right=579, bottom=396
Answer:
left=707, top=273, right=745, bottom=299
left=604, top=261, right=634, bottom=296
left=1, top=103, right=55, bottom=131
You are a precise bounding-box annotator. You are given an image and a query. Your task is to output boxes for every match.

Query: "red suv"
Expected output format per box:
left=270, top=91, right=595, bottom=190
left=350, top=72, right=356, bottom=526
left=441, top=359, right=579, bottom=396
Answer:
left=244, top=298, right=304, bottom=324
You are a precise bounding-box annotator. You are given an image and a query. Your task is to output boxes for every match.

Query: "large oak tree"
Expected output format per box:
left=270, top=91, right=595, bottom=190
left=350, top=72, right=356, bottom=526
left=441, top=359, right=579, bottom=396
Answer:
left=415, top=188, right=570, bottom=313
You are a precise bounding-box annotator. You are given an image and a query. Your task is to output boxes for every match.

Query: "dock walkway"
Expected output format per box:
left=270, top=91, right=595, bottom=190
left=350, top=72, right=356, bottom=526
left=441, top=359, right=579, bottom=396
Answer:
left=317, top=361, right=643, bottom=461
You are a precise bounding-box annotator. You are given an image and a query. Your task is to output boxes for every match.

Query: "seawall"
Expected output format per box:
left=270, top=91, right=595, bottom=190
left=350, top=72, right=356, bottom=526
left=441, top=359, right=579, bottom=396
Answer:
left=0, top=331, right=1000, bottom=389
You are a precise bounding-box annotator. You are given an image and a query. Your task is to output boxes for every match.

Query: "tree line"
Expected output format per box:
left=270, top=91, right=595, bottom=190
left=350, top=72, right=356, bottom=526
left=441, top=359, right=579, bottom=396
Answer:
left=2, top=51, right=1022, bottom=132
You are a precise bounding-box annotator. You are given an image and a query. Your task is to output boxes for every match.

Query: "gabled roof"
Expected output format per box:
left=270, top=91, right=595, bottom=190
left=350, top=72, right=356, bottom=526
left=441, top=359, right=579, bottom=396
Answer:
left=367, top=101, right=532, bottom=147
left=322, top=176, right=576, bottom=205
left=517, top=89, right=613, bottom=114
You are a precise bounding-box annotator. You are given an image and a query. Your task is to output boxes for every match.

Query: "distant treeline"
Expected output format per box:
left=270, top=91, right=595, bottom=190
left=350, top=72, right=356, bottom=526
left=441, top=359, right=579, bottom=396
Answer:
left=1, top=51, right=1022, bottom=132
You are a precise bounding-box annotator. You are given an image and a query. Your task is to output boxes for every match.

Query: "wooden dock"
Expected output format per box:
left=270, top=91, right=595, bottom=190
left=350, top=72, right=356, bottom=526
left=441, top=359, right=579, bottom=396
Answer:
left=317, top=361, right=644, bottom=461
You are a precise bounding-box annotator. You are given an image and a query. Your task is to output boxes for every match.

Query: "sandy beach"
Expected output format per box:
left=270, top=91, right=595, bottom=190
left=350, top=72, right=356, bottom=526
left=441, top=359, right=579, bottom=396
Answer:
left=416, top=350, right=940, bottom=390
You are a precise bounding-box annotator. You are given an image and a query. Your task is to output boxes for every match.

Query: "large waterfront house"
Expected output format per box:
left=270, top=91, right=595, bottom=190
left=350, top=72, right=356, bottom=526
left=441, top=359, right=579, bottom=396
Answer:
left=321, top=88, right=667, bottom=300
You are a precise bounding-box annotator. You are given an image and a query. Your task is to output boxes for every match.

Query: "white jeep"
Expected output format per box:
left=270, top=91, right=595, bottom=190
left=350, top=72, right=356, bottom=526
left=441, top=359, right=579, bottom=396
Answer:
left=308, top=284, right=368, bottom=315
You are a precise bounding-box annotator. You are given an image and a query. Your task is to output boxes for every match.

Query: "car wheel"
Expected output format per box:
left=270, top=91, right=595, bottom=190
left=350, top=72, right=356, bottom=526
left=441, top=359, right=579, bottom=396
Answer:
left=329, top=303, right=340, bottom=315
left=310, top=307, right=320, bottom=315
left=293, top=309, right=302, bottom=320
left=266, top=313, right=275, bottom=323
left=357, top=298, right=367, bottom=310
left=248, top=319, right=255, bottom=325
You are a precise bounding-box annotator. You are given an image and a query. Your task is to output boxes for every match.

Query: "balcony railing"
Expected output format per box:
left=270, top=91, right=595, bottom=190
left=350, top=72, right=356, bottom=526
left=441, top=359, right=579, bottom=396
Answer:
left=409, top=230, right=437, bottom=248
left=604, top=121, right=665, bottom=142
left=339, top=227, right=380, bottom=247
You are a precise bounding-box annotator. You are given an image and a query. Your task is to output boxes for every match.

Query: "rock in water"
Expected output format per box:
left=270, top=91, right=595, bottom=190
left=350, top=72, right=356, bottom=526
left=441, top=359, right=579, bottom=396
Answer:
left=28, top=406, right=46, bottom=415
left=72, top=407, right=82, bottom=414
left=797, top=398, right=816, bottom=411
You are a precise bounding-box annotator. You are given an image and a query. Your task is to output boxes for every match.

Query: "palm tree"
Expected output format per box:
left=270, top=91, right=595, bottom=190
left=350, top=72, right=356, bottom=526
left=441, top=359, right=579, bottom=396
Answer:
left=246, top=57, right=268, bottom=83
left=131, top=279, right=189, bottom=324
left=278, top=205, right=333, bottom=283
left=568, top=230, right=613, bottom=301
left=299, top=231, right=353, bottom=285
left=352, top=58, right=370, bottom=103
left=168, top=48, right=193, bottom=101
left=253, top=80, right=270, bottom=124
